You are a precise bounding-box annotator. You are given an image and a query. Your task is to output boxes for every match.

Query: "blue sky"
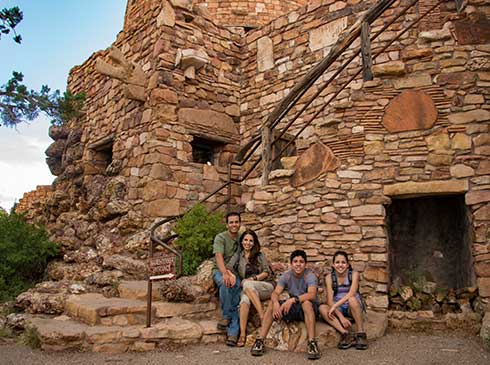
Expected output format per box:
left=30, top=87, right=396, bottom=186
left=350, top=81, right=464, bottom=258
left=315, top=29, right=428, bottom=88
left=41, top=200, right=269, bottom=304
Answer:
left=0, top=0, right=127, bottom=211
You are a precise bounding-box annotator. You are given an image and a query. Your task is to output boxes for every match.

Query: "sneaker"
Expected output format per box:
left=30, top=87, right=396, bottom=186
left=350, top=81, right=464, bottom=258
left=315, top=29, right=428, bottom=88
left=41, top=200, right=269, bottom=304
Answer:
left=337, top=332, right=353, bottom=350
left=226, top=335, right=238, bottom=347
left=251, top=338, right=264, bottom=356
left=307, top=339, right=321, bottom=360
left=355, top=332, right=368, bottom=350
left=217, top=318, right=229, bottom=331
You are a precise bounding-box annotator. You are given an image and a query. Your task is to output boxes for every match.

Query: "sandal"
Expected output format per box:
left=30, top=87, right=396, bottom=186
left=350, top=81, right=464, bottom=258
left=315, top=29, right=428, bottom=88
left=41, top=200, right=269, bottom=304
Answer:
left=237, top=335, right=246, bottom=347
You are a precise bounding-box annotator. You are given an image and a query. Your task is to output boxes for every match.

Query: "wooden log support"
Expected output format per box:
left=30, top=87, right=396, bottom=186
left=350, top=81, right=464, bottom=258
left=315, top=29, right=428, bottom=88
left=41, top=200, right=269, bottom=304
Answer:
left=261, top=124, right=272, bottom=185
left=361, top=22, right=373, bottom=81
left=454, top=0, right=464, bottom=13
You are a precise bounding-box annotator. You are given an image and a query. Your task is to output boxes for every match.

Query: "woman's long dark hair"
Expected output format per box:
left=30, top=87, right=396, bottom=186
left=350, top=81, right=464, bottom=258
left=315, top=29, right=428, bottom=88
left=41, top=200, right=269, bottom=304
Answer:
left=239, top=229, right=261, bottom=265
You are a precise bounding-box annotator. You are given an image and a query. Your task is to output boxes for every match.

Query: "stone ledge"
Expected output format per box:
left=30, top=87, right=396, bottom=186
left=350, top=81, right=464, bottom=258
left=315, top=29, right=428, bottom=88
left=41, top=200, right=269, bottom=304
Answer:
left=383, top=180, right=469, bottom=198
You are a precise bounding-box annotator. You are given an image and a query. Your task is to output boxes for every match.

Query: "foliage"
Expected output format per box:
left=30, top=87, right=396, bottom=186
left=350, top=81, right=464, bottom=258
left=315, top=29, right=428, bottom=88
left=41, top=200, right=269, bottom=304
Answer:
left=0, top=72, right=86, bottom=128
left=0, top=211, right=59, bottom=301
left=174, top=203, right=226, bottom=276
left=19, top=326, right=41, bottom=349
left=0, top=6, right=22, bottom=43
left=0, top=7, right=86, bottom=128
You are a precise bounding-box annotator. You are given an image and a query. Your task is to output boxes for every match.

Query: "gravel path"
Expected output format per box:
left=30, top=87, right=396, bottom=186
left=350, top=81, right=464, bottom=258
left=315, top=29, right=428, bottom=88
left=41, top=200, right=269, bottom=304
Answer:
left=1, top=330, right=488, bottom=365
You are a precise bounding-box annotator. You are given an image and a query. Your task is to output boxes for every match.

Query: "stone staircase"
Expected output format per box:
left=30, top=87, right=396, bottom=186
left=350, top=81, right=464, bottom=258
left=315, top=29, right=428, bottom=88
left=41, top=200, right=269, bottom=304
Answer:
left=21, top=280, right=225, bottom=352
left=18, top=279, right=390, bottom=353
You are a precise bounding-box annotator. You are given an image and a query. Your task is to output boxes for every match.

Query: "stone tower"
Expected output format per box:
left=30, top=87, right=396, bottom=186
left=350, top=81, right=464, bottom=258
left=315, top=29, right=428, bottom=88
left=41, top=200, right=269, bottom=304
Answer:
left=124, top=0, right=308, bottom=30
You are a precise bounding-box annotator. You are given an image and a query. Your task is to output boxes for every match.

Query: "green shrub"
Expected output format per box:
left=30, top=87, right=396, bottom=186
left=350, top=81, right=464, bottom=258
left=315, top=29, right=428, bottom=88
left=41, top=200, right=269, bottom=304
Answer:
left=19, top=326, right=41, bottom=349
left=0, top=211, right=59, bottom=301
left=174, top=203, right=226, bottom=276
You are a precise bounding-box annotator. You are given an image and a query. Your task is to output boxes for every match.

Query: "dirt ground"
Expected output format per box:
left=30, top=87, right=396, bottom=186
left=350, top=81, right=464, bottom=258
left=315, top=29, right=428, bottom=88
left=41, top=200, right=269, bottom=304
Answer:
left=1, top=330, right=489, bottom=365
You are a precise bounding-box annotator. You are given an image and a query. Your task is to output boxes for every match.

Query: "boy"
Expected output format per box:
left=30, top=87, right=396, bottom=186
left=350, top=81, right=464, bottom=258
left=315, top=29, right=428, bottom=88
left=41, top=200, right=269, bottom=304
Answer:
left=251, top=249, right=321, bottom=360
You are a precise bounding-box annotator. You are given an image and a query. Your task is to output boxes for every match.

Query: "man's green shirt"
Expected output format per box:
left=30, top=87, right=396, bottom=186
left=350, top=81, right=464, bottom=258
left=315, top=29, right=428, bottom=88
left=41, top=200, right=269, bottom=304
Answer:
left=212, top=231, right=238, bottom=273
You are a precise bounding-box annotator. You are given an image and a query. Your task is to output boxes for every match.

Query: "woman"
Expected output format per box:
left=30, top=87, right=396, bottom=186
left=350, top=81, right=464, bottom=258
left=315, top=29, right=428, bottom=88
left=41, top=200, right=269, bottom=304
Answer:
left=226, top=229, right=274, bottom=347
left=318, top=251, right=367, bottom=350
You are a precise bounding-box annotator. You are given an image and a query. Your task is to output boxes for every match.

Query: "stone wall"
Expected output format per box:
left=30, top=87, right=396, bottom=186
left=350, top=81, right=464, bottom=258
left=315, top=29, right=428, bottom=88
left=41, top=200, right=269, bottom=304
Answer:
left=238, top=0, right=490, bottom=311
left=196, top=0, right=308, bottom=28
left=19, top=0, right=245, bottom=282
left=15, top=0, right=490, bottom=315
left=14, top=185, right=53, bottom=222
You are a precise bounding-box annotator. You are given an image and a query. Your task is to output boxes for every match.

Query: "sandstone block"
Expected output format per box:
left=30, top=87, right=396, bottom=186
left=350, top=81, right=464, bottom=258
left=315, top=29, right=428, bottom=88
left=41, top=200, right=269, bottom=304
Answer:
left=448, top=109, right=490, bottom=124
left=383, top=90, right=437, bottom=132
left=154, top=302, right=216, bottom=318
left=351, top=205, right=385, bottom=217
left=466, top=191, right=490, bottom=205
left=363, top=267, right=389, bottom=283
left=140, top=317, right=202, bottom=340
left=450, top=164, right=475, bottom=178
left=372, top=61, right=405, bottom=76
left=156, top=1, right=175, bottom=27
left=474, top=204, right=490, bottom=220
left=392, top=74, right=432, bottom=89
left=451, top=133, right=471, bottom=150
left=400, top=47, right=433, bottom=60
left=366, top=295, right=389, bottom=309
left=257, top=36, right=274, bottom=72
left=364, top=310, right=388, bottom=339
left=384, top=180, right=468, bottom=197
left=143, top=199, right=180, bottom=217
left=118, top=281, right=161, bottom=301
left=178, top=108, right=238, bottom=136
left=291, top=142, right=339, bottom=187
left=309, top=17, right=347, bottom=52
left=477, top=277, right=490, bottom=297
left=426, top=133, right=450, bottom=152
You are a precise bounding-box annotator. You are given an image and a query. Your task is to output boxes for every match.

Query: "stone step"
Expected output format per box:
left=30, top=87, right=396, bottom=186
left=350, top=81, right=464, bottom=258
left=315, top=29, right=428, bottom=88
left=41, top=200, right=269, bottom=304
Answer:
left=26, top=315, right=224, bottom=352
left=65, top=293, right=219, bottom=326
left=65, top=293, right=150, bottom=326
left=23, top=309, right=388, bottom=353
left=118, top=280, right=161, bottom=301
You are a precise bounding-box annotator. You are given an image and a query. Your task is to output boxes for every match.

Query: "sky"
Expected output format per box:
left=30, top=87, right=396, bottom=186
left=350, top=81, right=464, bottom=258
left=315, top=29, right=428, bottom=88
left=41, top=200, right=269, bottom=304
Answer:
left=0, top=0, right=127, bottom=211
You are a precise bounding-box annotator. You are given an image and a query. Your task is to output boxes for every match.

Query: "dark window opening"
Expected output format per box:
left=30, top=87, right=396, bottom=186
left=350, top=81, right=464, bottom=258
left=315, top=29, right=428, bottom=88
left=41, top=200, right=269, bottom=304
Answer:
left=94, top=145, right=113, bottom=172
left=191, top=136, right=224, bottom=165
left=387, top=195, right=474, bottom=291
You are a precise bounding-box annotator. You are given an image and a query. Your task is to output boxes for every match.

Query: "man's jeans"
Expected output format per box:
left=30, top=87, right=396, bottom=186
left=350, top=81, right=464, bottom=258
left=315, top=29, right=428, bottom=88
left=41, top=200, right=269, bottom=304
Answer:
left=213, top=271, right=241, bottom=336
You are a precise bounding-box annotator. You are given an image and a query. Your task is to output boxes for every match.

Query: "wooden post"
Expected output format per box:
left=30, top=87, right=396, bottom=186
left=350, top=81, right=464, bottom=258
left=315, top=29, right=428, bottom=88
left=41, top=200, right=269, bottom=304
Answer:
left=454, top=0, right=464, bottom=13
left=361, top=22, right=373, bottom=81
left=261, top=125, right=272, bottom=186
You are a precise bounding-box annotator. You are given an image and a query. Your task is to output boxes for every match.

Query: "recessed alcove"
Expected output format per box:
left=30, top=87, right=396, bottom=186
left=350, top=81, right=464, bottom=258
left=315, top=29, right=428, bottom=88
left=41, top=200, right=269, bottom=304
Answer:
left=387, top=195, right=475, bottom=291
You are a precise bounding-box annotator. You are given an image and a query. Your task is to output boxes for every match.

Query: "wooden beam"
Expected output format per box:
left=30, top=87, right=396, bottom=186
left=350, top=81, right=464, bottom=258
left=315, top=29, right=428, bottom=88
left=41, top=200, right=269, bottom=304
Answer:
left=454, top=0, right=464, bottom=13
left=261, top=125, right=272, bottom=185
left=361, top=22, right=373, bottom=81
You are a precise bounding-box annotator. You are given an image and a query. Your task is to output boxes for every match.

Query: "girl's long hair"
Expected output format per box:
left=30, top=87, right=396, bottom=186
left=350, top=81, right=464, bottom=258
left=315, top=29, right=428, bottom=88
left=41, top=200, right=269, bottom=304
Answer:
left=239, top=229, right=261, bottom=265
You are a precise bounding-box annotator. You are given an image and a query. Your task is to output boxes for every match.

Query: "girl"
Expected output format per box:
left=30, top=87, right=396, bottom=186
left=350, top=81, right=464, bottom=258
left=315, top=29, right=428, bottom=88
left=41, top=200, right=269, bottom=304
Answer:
left=226, top=229, right=274, bottom=347
left=319, top=251, right=367, bottom=350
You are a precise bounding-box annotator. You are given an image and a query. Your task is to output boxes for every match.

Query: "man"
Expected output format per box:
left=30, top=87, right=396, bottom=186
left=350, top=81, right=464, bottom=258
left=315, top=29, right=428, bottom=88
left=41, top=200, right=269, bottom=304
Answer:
left=251, top=249, right=321, bottom=360
left=213, top=211, right=241, bottom=346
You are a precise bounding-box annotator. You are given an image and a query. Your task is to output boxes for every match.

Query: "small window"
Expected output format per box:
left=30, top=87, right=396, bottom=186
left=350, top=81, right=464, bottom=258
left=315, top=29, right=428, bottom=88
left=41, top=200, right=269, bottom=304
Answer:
left=88, top=134, right=114, bottom=174
left=191, top=136, right=224, bottom=165
left=94, top=145, right=113, bottom=171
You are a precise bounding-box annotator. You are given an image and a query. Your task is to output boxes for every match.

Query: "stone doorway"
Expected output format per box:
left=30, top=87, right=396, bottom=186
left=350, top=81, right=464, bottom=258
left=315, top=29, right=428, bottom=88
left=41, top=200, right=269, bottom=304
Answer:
left=387, top=195, right=476, bottom=311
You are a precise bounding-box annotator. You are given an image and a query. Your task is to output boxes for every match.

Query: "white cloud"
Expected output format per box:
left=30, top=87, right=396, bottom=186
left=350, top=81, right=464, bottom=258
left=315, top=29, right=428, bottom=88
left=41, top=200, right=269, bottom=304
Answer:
left=0, top=118, right=54, bottom=211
